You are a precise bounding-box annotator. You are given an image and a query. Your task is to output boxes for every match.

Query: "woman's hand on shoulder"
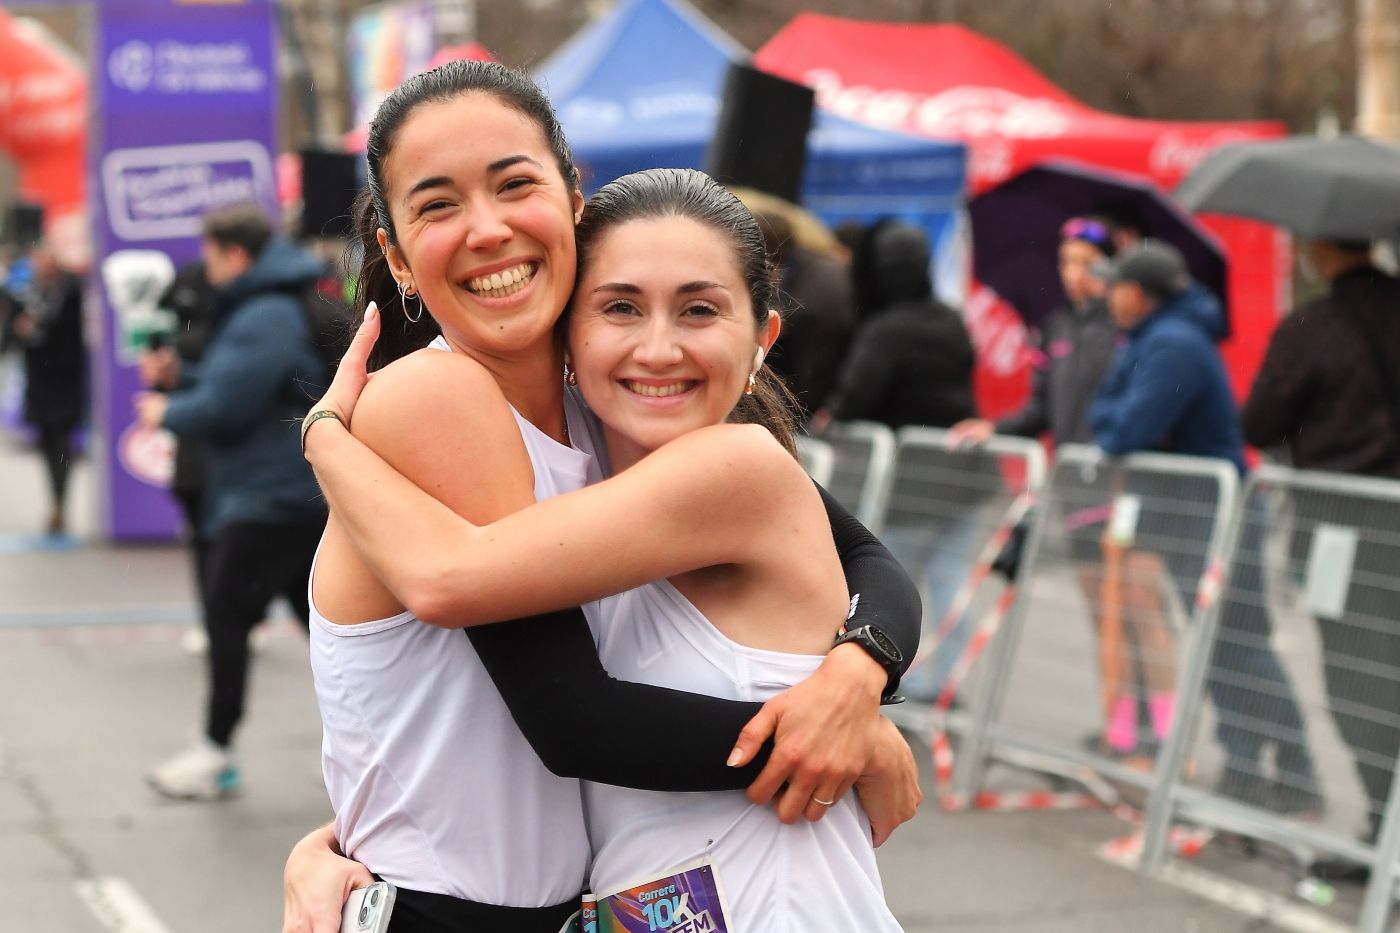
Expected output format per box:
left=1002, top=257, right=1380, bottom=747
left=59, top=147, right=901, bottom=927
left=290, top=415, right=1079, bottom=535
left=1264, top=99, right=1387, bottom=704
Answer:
left=306, top=302, right=381, bottom=443
left=282, top=823, right=375, bottom=933
left=854, top=717, right=921, bottom=847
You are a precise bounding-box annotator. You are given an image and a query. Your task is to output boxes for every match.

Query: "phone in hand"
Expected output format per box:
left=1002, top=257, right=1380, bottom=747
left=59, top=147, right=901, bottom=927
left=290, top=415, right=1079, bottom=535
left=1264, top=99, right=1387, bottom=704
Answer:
left=340, top=881, right=395, bottom=933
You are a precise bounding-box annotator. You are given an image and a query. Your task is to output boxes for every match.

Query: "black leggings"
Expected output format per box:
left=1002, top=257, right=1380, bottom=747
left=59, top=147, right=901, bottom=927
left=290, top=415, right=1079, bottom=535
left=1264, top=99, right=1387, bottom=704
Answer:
left=388, top=886, right=579, bottom=933
left=203, top=520, right=322, bottom=747
left=36, top=423, right=75, bottom=507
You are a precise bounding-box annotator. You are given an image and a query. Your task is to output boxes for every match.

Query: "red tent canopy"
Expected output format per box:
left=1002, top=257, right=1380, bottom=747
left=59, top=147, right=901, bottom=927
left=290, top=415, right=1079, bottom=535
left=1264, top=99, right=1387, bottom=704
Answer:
left=0, top=9, right=86, bottom=267
left=756, top=16, right=1288, bottom=416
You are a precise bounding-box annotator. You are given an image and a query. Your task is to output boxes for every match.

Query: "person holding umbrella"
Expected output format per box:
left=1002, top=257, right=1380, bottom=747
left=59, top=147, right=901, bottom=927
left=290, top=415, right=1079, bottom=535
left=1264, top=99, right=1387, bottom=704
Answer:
left=1240, top=237, right=1400, bottom=881
left=1180, top=135, right=1400, bottom=876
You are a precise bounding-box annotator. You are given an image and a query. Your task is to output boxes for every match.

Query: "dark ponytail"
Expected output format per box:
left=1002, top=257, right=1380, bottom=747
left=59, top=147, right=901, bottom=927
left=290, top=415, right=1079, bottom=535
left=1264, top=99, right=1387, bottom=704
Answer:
left=574, top=168, right=799, bottom=457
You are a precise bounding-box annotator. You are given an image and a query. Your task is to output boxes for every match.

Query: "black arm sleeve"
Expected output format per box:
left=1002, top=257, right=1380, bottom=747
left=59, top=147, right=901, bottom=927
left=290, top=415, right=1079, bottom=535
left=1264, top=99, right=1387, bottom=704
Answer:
left=467, top=608, right=770, bottom=792
left=465, top=482, right=920, bottom=792
left=816, top=482, right=922, bottom=676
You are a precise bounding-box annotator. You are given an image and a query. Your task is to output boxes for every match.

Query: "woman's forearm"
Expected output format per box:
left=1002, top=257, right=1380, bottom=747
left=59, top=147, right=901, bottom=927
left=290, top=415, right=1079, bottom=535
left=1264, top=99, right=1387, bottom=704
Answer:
left=468, top=610, right=771, bottom=790
left=818, top=483, right=922, bottom=678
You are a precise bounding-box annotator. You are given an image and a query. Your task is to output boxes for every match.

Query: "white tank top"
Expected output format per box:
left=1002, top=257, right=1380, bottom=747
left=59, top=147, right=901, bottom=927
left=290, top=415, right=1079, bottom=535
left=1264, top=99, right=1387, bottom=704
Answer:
left=309, top=338, right=606, bottom=905
left=583, top=581, right=902, bottom=932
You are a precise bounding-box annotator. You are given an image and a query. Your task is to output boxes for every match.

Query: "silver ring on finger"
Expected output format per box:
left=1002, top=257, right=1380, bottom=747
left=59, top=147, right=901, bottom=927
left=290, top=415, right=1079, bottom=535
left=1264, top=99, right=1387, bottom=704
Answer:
left=812, top=796, right=835, bottom=807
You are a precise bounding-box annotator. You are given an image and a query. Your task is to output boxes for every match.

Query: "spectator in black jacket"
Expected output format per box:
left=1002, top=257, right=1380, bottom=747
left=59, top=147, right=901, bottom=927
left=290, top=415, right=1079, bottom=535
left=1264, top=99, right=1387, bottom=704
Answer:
left=1243, top=239, right=1400, bottom=477
left=5, top=240, right=86, bottom=535
left=816, top=220, right=977, bottom=701
left=1243, top=239, right=1400, bottom=881
left=817, top=220, right=975, bottom=430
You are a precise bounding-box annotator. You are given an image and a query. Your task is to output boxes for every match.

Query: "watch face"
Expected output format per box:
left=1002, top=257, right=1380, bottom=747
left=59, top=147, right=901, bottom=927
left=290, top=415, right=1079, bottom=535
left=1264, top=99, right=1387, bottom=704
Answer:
left=867, top=627, right=900, bottom=661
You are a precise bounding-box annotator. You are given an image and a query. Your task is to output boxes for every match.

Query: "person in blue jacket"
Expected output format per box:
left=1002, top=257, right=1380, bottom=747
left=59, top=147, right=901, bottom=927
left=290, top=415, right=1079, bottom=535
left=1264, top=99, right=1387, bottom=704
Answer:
left=1092, top=241, right=1322, bottom=815
left=134, top=202, right=332, bottom=800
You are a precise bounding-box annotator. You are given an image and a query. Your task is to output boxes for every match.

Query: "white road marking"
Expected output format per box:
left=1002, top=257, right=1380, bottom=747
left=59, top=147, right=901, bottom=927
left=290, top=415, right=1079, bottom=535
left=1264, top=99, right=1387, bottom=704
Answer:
left=1097, top=853, right=1355, bottom=933
left=76, top=877, right=174, bottom=933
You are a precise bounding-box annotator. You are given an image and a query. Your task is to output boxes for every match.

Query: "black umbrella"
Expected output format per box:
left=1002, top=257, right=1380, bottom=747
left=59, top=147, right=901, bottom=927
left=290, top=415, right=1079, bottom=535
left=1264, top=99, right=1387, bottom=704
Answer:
left=969, top=160, right=1228, bottom=331
left=1175, top=134, right=1400, bottom=241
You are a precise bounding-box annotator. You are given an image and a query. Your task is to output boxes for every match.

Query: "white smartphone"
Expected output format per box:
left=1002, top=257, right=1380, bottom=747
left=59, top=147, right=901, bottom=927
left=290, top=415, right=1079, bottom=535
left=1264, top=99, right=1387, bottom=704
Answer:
left=340, top=881, right=396, bottom=933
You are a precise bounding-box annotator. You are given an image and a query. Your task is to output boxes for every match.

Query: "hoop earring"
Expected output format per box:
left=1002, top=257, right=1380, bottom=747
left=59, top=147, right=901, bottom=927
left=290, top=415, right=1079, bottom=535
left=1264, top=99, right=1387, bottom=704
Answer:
left=746, top=372, right=757, bottom=396
left=398, top=281, right=423, bottom=324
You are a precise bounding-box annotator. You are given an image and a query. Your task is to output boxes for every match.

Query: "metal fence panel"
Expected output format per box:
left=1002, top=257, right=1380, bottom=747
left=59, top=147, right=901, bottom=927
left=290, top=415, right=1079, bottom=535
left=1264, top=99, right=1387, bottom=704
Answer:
left=954, top=445, right=1238, bottom=804
left=1135, top=466, right=1400, bottom=933
left=796, top=436, right=835, bottom=488
left=878, top=428, right=1045, bottom=707
left=816, top=421, right=897, bottom=530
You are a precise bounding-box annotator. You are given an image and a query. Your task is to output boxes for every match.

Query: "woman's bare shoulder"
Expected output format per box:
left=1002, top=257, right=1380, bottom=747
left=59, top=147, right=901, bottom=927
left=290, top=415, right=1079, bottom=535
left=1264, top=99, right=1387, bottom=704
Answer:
left=350, top=348, right=534, bottom=513
left=353, top=348, right=522, bottom=459
left=361, top=346, right=508, bottom=410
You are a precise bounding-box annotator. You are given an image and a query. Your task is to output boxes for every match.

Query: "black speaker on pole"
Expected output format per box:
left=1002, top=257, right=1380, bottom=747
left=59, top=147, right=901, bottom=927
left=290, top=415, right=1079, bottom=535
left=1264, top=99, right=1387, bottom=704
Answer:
left=299, top=148, right=362, bottom=239
left=706, top=63, right=816, bottom=205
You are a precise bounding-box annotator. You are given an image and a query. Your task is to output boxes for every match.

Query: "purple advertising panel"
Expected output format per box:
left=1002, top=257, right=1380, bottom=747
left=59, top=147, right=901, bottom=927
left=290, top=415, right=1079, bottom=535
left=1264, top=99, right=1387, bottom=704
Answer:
left=93, top=0, right=278, bottom=539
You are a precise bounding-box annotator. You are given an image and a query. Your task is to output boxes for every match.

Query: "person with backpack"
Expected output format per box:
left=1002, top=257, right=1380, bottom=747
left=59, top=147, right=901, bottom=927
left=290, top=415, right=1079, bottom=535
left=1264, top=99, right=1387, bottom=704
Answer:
left=1242, top=238, right=1400, bottom=881
left=134, top=201, right=333, bottom=800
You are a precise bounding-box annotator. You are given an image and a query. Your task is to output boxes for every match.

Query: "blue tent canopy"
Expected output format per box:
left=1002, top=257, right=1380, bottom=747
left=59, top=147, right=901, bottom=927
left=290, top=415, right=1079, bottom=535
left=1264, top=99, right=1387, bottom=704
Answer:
left=535, top=0, right=967, bottom=276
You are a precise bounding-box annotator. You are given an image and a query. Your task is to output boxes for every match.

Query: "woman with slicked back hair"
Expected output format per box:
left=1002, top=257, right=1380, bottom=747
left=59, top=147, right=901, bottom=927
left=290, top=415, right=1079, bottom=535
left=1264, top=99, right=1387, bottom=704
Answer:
left=285, top=62, right=919, bottom=933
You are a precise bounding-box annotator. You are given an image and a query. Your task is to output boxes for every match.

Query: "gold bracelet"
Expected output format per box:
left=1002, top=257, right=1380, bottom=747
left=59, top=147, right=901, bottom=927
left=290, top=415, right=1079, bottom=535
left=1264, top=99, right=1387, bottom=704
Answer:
left=301, top=408, right=346, bottom=454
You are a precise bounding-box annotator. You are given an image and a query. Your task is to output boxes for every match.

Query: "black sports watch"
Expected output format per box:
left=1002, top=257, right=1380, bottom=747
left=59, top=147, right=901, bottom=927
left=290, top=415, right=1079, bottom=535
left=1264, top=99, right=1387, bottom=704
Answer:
left=833, top=624, right=904, bottom=705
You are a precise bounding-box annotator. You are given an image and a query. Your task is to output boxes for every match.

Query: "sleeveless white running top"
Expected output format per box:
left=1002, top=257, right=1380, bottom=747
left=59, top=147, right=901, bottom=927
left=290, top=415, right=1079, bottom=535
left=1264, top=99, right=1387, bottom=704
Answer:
left=583, top=582, right=903, bottom=931
left=309, top=337, right=605, bottom=905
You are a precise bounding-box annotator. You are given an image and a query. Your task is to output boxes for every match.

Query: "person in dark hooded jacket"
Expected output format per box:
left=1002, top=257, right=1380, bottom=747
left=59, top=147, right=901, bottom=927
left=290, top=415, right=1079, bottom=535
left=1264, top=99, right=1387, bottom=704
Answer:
left=1094, top=241, right=1322, bottom=814
left=134, top=203, right=331, bottom=800
left=819, top=220, right=975, bottom=430
left=818, top=220, right=977, bottom=701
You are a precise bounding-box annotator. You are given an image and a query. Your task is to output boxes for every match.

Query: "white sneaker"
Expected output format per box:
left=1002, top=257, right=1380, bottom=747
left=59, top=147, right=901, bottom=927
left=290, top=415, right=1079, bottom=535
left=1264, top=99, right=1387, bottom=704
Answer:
left=146, top=738, right=240, bottom=800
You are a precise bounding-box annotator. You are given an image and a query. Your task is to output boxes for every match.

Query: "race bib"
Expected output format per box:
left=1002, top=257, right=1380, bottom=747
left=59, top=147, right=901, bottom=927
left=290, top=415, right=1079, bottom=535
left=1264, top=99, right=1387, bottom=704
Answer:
left=597, top=860, right=730, bottom=933
left=581, top=893, right=598, bottom=933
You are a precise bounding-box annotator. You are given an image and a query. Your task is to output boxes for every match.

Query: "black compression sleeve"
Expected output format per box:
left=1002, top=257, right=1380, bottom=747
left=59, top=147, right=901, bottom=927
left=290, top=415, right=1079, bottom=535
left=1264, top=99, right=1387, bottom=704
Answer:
left=466, top=607, right=771, bottom=791
left=817, top=481, right=922, bottom=676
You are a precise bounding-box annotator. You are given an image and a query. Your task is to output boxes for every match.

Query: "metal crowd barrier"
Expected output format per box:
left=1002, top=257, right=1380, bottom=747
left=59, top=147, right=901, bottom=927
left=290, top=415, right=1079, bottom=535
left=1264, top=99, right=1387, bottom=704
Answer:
left=875, top=428, right=1045, bottom=720
left=814, top=420, right=897, bottom=530
left=1135, top=465, right=1400, bottom=933
left=952, top=445, right=1239, bottom=809
left=795, top=436, right=835, bottom=488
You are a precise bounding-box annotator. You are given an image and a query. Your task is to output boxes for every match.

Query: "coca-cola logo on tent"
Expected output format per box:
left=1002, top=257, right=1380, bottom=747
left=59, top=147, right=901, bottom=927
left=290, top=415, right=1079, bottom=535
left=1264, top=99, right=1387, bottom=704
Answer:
left=1149, top=129, right=1255, bottom=182
left=802, top=68, right=1075, bottom=140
